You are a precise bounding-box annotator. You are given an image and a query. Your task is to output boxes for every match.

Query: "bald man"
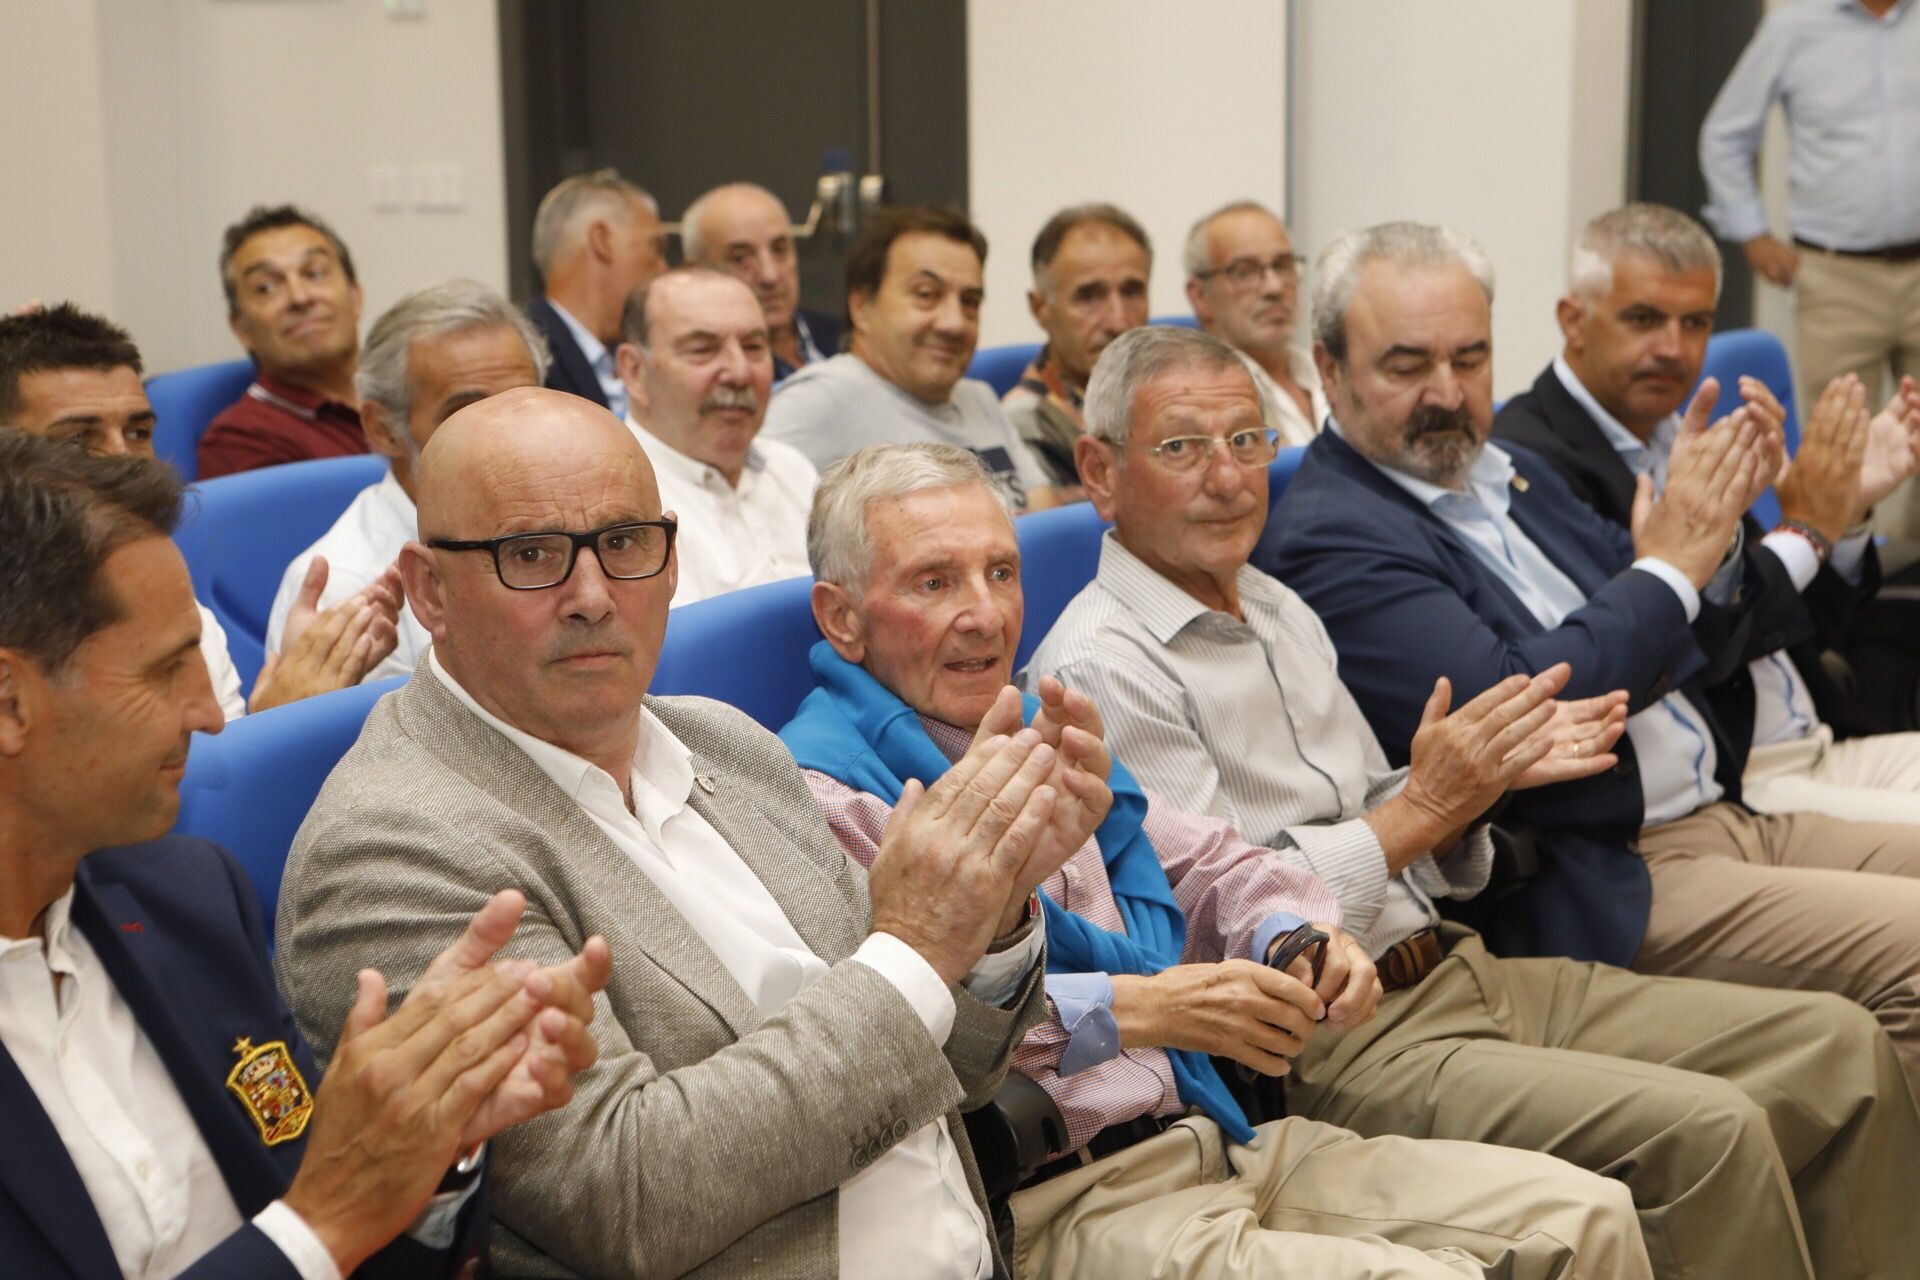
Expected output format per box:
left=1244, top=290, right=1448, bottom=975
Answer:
left=273, top=388, right=1069, bottom=1278
left=682, top=182, right=844, bottom=378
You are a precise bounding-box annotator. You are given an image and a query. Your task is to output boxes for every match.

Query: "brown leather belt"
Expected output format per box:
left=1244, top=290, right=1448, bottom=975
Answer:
left=1017, top=1113, right=1177, bottom=1190
left=1794, top=236, right=1920, bottom=264
left=1378, top=927, right=1446, bottom=993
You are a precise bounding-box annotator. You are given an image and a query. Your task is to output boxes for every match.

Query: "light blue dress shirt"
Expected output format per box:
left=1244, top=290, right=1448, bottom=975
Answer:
left=549, top=299, right=630, bottom=420
left=1332, top=420, right=1727, bottom=826
left=1700, top=0, right=1920, bottom=249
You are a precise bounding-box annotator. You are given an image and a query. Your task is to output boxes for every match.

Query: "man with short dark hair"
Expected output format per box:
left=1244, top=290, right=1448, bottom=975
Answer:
left=0, top=304, right=403, bottom=719
left=762, top=205, right=1059, bottom=511
left=1003, top=204, right=1152, bottom=489
left=0, top=429, right=607, bottom=1279
left=615, top=267, right=817, bottom=604
left=681, top=182, right=842, bottom=380
left=201, top=205, right=368, bottom=479
left=525, top=169, right=667, bottom=417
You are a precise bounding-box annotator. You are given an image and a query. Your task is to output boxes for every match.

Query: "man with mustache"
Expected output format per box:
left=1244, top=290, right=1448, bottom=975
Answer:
left=1187, top=201, right=1329, bottom=447
left=680, top=182, right=843, bottom=380
left=1496, top=203, right=1920, bottom=823
left=1002, top=204, right=1153, bottom=490
left=615, top=267, right=817, bottom=604
left=762, top=205, right=1060, bottom=512
left=1258, top=220, right=1920, bottom=1106
left=201, top=206, right=369, bottom=479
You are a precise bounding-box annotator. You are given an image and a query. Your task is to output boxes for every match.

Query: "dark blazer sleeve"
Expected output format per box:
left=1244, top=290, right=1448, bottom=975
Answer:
left=525, top=298, right=611, bottom=410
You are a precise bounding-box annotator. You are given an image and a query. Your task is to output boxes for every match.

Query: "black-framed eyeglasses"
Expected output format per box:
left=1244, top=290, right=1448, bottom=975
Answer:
left=427, top=518, right=677, bottom=590
left=1193, top=252, right=1300, bottom=291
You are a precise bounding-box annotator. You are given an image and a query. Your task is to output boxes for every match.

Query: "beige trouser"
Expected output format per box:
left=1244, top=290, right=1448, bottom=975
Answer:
left=1007, top=1113, right=1648, bottom=1279
left=1743, top=724, right=1920, bottom=823
left=1794, top=247, right=1920, bottom=539
left=1635, top=801, right=1920, bottom=1109
left=1289, top=928, right=1920, bottom=1280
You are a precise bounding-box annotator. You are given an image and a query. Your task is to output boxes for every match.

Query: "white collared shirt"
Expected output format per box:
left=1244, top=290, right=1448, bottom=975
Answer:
left=1235, top=347, right=1330, bottom=449
left=429, top=652, right=1040, bottom=1279
left=623, top=415, right=818, bottom=606
left=1340, top=422, right=1727, bottom=826
left=548, top=299, right=629, bottom=419
left=0, top=892, right=337, bottom=1280
left=197, top=605, right=247, bottom=723
left=1550, top=358, right=1869, bottom=749
left=266, top=469, right=428, bottom=683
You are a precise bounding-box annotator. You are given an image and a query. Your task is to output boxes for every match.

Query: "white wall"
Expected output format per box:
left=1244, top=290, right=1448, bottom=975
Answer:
left=966, top=0, right=1289, bottom=349
left=1291, top=0, right=1635, bottom=398
left=1, top=0, right=508, bottom=374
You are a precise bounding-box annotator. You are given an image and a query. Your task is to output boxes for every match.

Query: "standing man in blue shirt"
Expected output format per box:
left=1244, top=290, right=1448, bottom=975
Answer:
left=1700, top=0, right=1920, bottom=534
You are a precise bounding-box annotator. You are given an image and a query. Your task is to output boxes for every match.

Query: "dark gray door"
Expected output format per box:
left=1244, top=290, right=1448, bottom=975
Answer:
left=497, top=0, right=969, bottom=318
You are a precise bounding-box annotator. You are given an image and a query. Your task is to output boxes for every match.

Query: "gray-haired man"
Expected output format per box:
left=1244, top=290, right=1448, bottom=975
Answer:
left=266, top=279, right=549, bottom=681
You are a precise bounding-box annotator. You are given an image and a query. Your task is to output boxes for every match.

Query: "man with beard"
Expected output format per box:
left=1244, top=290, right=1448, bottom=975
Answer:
left=681, top=182, right=843, bottom=380
left=615, top=267, right=817, bottom=604
left=1001, top=204, right=1153, bottom=490
left=201, top=206, right=369, bottom=479
left=1186, top=201, right=1329, bottom=447
left=1256, top=220, right=1920, bottom=1104
left=1495, top=203, right=1920, bottom=822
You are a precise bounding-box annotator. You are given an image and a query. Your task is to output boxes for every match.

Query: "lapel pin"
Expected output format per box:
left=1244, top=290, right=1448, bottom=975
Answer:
left=1511, top=475, right=1530, bottom=492
left=695, top=774, right=718, bottom=795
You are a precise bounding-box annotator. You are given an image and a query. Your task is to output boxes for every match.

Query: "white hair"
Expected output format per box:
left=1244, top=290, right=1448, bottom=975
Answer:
left=1568, top=202, right=1723, bottom=302
left=1083, top=325, right=1250, bottom=447
left=530, top=169, right=658, bottom=275
left=1312, top=222, right=1495, bottom=365
left=1182, top=199, right=1278, bottom=278
left=355, top=279, right=550, bottom=449
left=808, top=443, right=1011, bottom=591
left=680, top=182, right=789, bottom=265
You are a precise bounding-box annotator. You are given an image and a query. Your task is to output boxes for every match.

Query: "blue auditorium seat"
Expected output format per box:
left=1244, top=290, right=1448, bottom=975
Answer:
left=968, top=342, right=1042, bottom=398
left=1267, top=444, right=1306, bottom=518
left=146, top=359, right=255, bottom=482
left=173, top=454, right=391, bottom=692
left=651, top=576, right=821, bottom=732
left=173, top=675, right=405, bottom=931
left=1696, top=328, right=1800, bottom=529
left=1149, top=314, right=1201, bottom=329
left=1014, top=500, right=1110, bottom=669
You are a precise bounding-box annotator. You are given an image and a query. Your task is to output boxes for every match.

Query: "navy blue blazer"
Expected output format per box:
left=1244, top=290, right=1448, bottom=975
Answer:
left=773, top=307, right=845, bottom=381
left=1255, top=430, right=1768, bottom=967
left=0, top=836, right=484, bottom=1279
left=526, top=296, right=611, bottom=410
left=1493, top=363, right=1880, bottom=740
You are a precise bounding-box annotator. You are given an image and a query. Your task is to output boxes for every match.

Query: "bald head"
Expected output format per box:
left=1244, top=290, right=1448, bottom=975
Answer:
left=680, top=182, right=800, bottom=333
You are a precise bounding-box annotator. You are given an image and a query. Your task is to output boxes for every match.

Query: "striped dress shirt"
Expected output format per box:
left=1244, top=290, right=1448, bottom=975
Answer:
left=803, top=716, right=1340, bottom=1155
left=1025, top=533, right=1493, bottom=960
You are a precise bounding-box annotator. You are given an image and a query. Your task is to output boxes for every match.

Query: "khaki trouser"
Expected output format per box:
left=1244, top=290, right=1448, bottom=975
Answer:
left=1743, top=725, right=1920, bottom=824
left=1007, top=1113, right=1649, bottom=1280
left=1289, top=928, right=1920, bottom=1280
left=1634, top=802, right=1920, bottom=1110
left=1794, top=247, right=1920, bottom=539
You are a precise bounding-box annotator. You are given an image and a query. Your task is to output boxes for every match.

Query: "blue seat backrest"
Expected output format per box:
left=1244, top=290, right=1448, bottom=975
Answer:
left=1149, top=314, right=1201, bottom=329
left=1015, top=501, right=1110, bottom=669
left=651, top=576, right=822, bottom=732
left=173, top=455, right=391, bottom=693
left=1696, top=328, right=1800, bottom=529
left=173, top=676, right=405, bottom=932
left=1266, top=445, right=1307, bottom=520
left=146, top=359, right=256, bottom=482
left=968, top=342, right=1043, bottom=399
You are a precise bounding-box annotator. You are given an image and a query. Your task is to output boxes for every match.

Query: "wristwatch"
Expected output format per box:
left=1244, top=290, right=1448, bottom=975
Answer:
left=436, top=1142, right=486, bottom=1195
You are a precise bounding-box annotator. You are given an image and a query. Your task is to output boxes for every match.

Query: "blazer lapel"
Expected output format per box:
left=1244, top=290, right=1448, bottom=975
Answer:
left=1534, top=368, right=1641, bottom=521
left=73, top=881, right=287, bottom=1209
left=0, top=1041, right=117, bottom=1278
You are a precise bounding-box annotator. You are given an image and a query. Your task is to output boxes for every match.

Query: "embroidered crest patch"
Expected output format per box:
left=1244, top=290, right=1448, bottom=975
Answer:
left=226, top=1036, right=314, bottom=1145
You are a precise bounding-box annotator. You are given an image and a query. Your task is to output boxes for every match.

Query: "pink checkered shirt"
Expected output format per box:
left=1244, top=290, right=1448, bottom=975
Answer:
left=801, top=715, right=1341, bottom=1154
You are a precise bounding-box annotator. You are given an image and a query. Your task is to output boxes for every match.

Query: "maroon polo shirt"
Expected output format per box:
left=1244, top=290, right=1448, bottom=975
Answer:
left=196, top=372, right=369, bottom=479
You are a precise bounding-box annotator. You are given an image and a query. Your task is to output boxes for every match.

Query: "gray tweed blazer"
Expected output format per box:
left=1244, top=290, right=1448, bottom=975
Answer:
left=273, top=658, right=1043, bottom=1278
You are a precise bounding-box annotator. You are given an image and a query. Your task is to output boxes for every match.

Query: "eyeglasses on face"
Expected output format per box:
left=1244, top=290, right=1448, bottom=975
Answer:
left=1194, top=253, right=1300, bottom=291
left=1145, top=428, right=1281, bottom=472
left=427, top=518, right=677, bottom=590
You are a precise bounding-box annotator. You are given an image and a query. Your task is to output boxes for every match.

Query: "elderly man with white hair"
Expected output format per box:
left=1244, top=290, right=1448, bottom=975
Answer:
left=267, top=279, right=549, bottom=680
left=680, top=181, right=843, bottom=379
left=525, top=168, right=667, bottom=416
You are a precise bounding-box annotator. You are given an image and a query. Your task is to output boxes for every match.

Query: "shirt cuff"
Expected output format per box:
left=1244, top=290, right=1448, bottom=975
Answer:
left=406, top=1153, right=485, bottom=1250
left=1760, top=529, right=1821, bottom=592
left=1404, top=825, right=1494, bottom=901
left=253, top=1200, right=343, bottom=1280
left=963, top=911, right=1046, bottom=1008
left=1250, top=911, right=1310, bottom=965
left=1630, top=557, right=1702, bottom=621
left=1830, top=531, right=1871, bottom=582
left=1281, top=816, right=1389, bottom=939
left=855, top=931, right=958, bottom=1045
left=1047, top=972, right=1122, bottom=1076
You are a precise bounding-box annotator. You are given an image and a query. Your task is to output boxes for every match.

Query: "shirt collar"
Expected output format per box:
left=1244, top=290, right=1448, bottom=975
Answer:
left=1327, top=414, right=1520, bottom=517
left=1092, top=528, right=1284, bottom=645
left=0, top=887, right=78, bottom=967
left=625, top=413, right=762, bottom=490
left=249, top=371, right=356, bottom=422
left=372, top=466, right=417, bottom=522
left=548, top=299, right=611, bottom=370
left=1550, top=355, right=1681, bottom=477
